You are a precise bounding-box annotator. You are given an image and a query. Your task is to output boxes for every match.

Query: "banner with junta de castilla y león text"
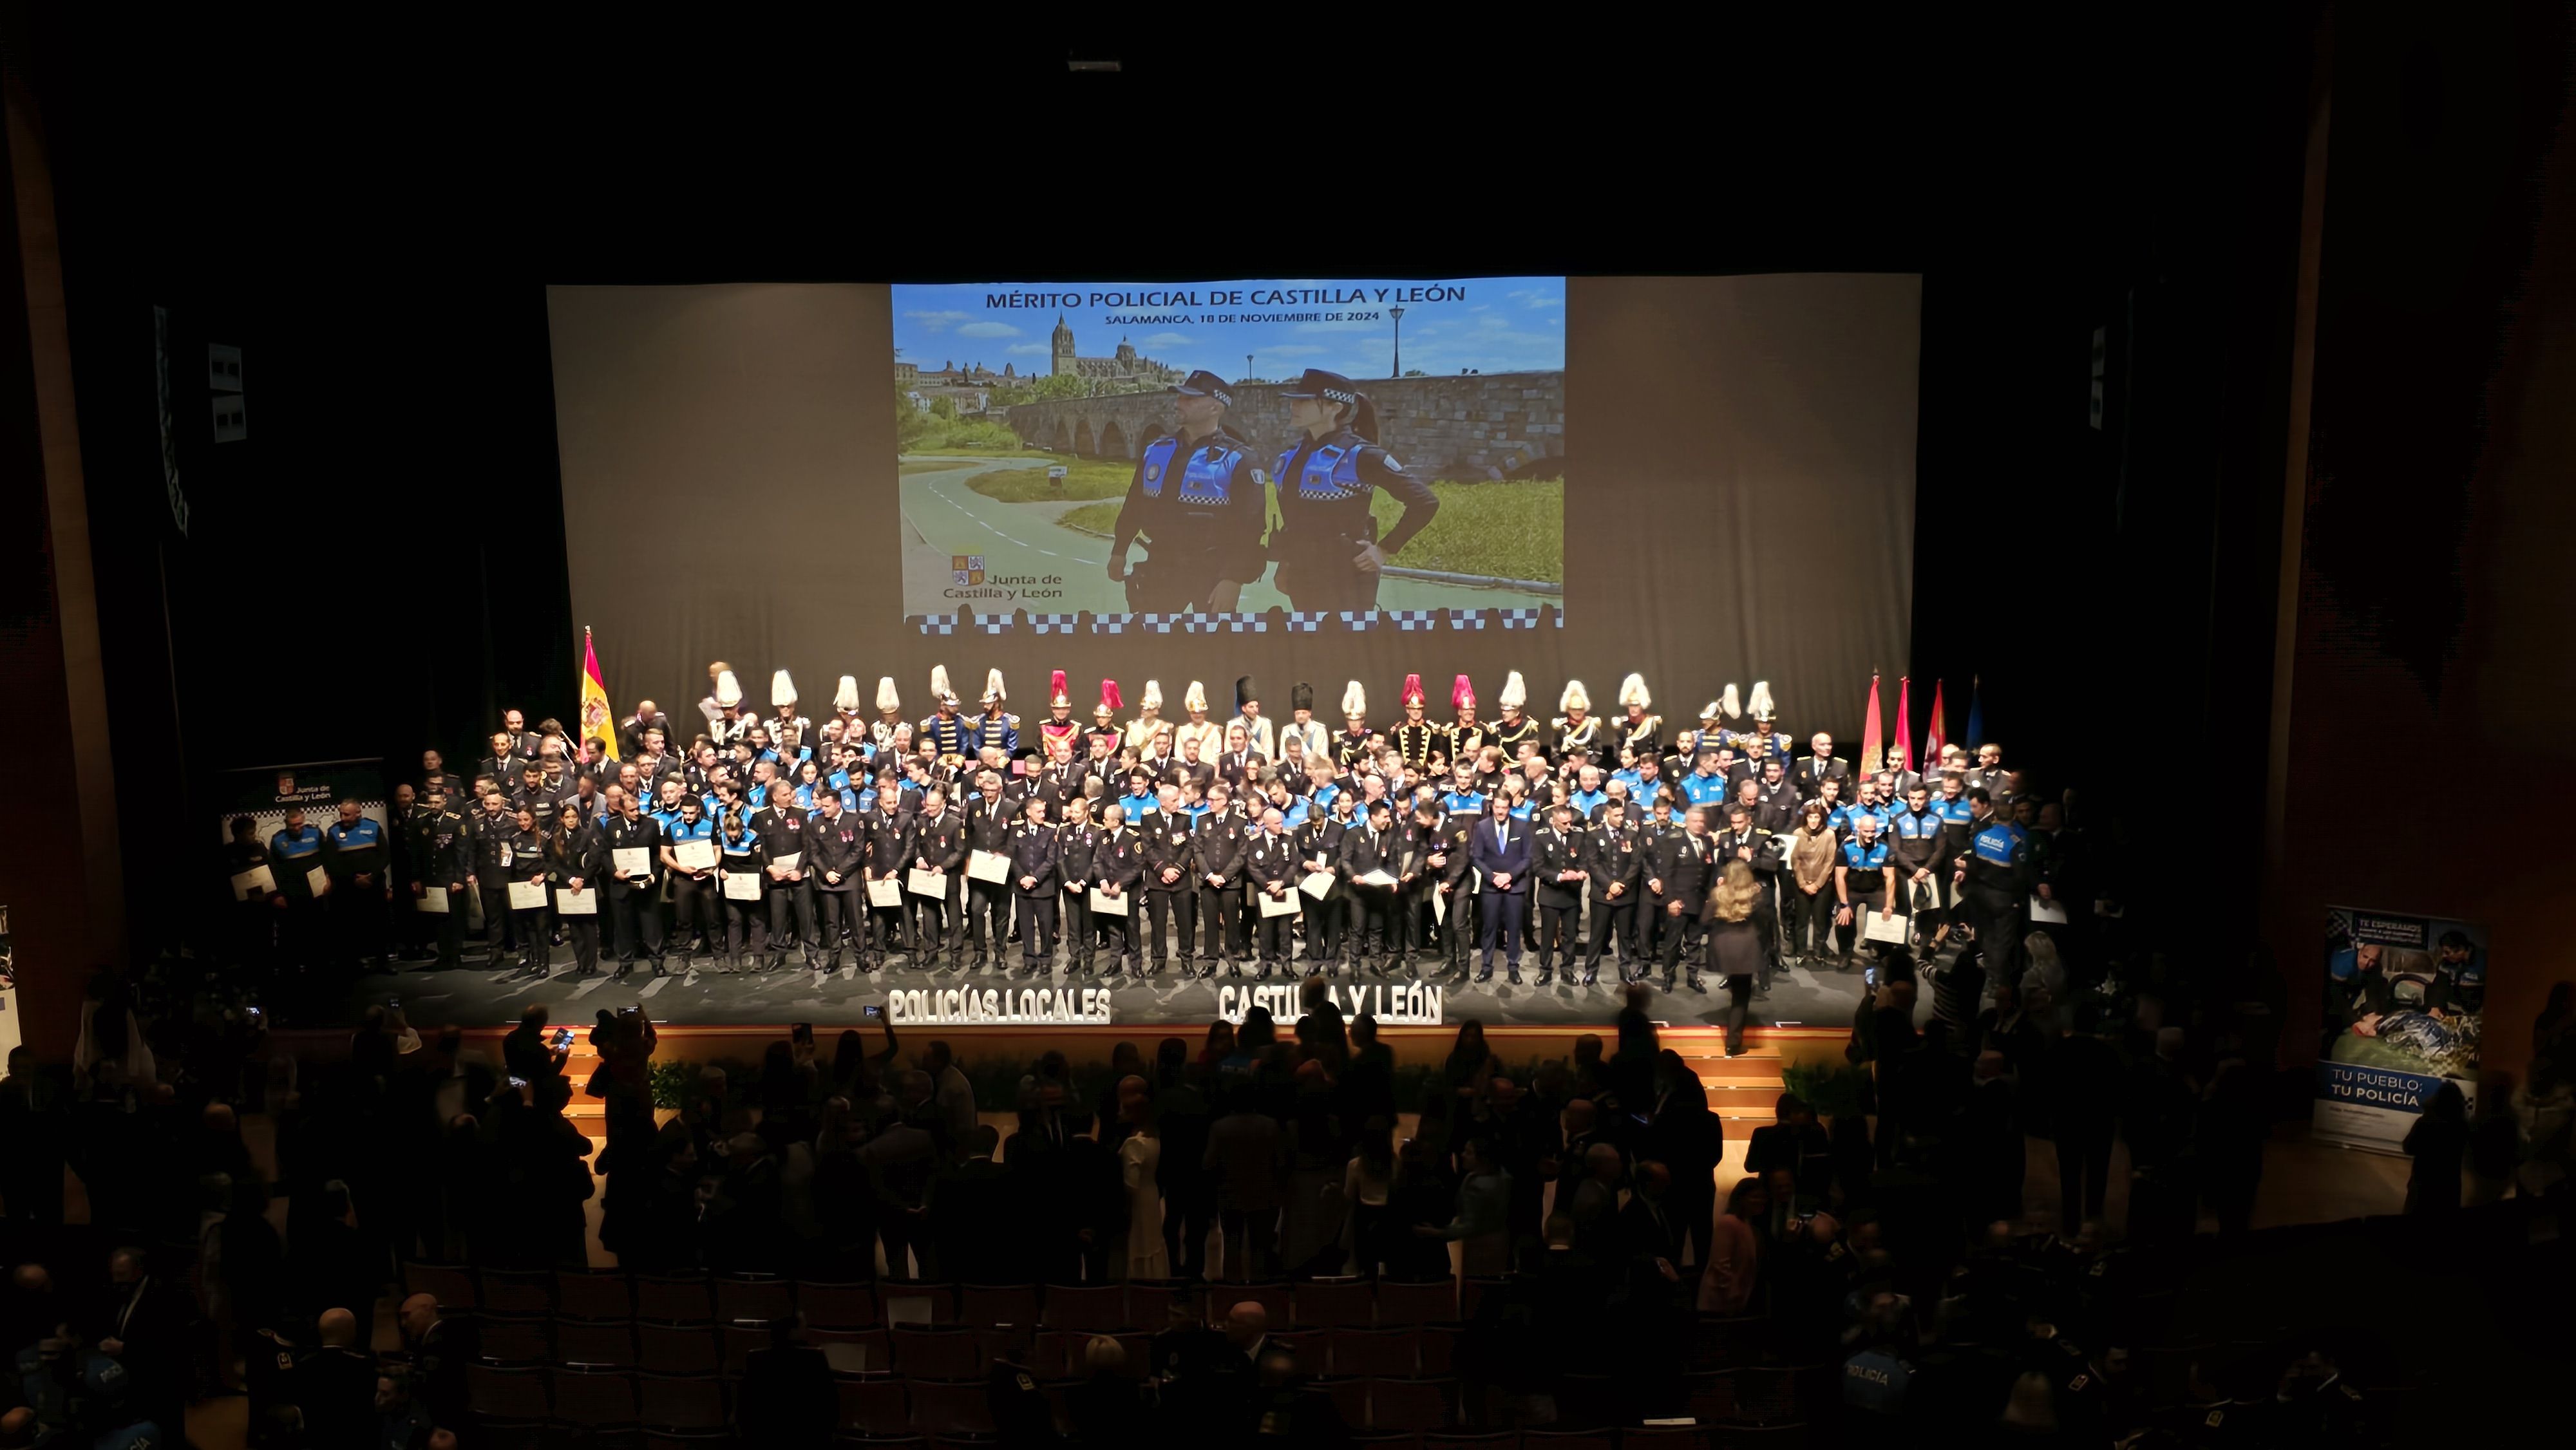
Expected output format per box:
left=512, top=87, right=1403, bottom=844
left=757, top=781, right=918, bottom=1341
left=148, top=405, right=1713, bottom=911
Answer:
left=2314, top=905, right=2488, bottom=1152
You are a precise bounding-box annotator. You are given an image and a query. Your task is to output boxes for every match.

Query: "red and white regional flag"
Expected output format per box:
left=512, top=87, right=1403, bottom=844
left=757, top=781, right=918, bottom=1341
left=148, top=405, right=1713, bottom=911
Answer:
left=1859, top=673, right=1884, bottom=777
left=1922, top=680, right=1949, bottom=768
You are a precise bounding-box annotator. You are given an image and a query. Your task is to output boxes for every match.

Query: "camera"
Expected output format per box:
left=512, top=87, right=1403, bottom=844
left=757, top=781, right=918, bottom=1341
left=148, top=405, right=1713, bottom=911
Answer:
left=862, top=1004, right=884, bottom=1021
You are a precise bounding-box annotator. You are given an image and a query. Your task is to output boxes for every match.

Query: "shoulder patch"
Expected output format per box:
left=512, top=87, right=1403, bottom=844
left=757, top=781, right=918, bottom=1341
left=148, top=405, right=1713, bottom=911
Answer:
left=1381, top=455, right=1405, bottom=473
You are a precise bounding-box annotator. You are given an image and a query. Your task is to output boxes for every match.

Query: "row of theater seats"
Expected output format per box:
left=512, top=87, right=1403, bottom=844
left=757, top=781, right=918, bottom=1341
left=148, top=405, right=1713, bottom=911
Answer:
left=461, top=1422, right=1801, bottom=1450
left=401, top=1261, right=1489, bottom=1330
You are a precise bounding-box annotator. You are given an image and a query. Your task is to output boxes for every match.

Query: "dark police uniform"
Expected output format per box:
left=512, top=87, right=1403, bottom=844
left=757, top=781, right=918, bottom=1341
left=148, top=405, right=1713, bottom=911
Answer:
left=807, top=805, right=864, bottom=971
left=547, top=820, right=607, bottom=975
left=1113, top=371, right=1269, bottom=611
left=464, top=803, right=516, bottom=963
left=1090, top=823, right=1144, bottom=973
left=1338, top=811, right=1403, bottom=970
left=1057, top=817, right=1101, bottom=974
left=1532, top=818, right=1588, bottom=983
left=408, top=802, right=472, bottom=968
left=910, top=804, right=967, bottom=966
left=1139, top=805, right=1198, bottom=974
left=1298, top=808, right=1354, bottom=966
left=961, top=790, right=1018, bottom=966
left=602, top=809, right=667, bottom=976
left=1647, top=828, right=1713, bottom=989
left=1244, top=824, right=1301, bottom=974
left=500, top=819, right=552, bottom=975
left=1392, top=809, right=1444, bottom=972
left=861, top=807, right=913, bottom=965
left=1268, top=370, right=1439, bottom=610
left=1582, top=814, right=1647, bottom=982
left=1191, top=805, right=1250, bottom=970
left=750, top=802, right=815, bottom=970
left=1007, top=814, right=1061, bottom=973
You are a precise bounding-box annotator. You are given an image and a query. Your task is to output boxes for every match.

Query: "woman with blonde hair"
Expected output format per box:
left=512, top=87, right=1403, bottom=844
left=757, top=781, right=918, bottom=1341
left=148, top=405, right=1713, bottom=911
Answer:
left=1708, top=859, right=1769, bottom=1057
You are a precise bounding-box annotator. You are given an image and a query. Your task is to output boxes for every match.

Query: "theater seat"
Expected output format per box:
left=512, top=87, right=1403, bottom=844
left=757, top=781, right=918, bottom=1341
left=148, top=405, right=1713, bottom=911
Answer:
left=889, top=1325, right=981, bottom=1380
left=1038, top=1283, right=1128, bottom=1332
left=958, top=1283, right=1039, bottom=1327
left=1368, top=1377, right=1457, bottom=1432
left=557, top=1269, right=638, bottom=1321
left=635, top=1372, right=727, bottom=1431
left=834, top=1372, right=909, bottom=1436
left=905, top=1377, right=997, bottom=1435
left=554, top=1316, right=638, bottom=1369
left=1375, top=1279, right=1457, bottom=1326
left=551, top=1366, right=638, bottom=1427
left=636, top=1321, right=719, bottom=1376
left=714, top=1273, right=795, bottom=1324
left=402, top=1261, right=478, bottom=1310
left=466, top=1362, right=551, bottom=1420
left=635, top=1273, right=715, bottom=1324
left=480, top=1267, right=554, bottom=1315
left=1293, top=1277, right=1376, bottom=1328
left=798, top=1280, right=882, bottom=1330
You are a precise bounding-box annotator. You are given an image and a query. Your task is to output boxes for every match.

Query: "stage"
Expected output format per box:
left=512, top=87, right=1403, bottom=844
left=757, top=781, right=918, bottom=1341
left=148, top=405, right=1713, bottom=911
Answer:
left=330, top=950, right=1877, bottom=1031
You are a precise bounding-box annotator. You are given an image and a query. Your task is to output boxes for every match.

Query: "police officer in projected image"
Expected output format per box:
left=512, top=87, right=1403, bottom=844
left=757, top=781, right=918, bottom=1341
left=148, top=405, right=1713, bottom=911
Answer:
left=1269, top=369, right=1440, bottom=610
left=1108, top=370, right=1269, bottom=612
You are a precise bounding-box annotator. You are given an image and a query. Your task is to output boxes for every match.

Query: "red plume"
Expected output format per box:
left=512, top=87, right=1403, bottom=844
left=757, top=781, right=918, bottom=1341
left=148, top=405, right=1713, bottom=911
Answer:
left=1401, top=673, right=1425, bottom=707
left=1452, top=673, right=1475, bottom=711
left=1101, top=678, right=1123, bottom=711
left=1049, top=669, right=1068, bottom=703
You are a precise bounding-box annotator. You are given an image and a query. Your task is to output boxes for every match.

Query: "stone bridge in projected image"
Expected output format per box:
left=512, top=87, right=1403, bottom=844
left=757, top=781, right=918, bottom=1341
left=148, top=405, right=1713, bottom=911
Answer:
left=1001, top=370, right=1567, bottom=480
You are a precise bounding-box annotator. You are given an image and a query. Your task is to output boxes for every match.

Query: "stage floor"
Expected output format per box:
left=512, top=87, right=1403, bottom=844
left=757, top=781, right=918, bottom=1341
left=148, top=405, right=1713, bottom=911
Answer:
left=326, top=946, right=1879, bottom=1030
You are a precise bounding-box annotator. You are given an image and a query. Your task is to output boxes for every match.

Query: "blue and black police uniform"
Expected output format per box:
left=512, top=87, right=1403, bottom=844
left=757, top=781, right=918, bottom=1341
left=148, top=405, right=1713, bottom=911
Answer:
left=1269, top=369, right=1440, bottom=610
left=1112, top=370, right=1271, bottom=611
left=663, top=808, right=718, bottom=968
left=1836, top=833, right=1894, bottom=966
left=319, top=813, right=391, bottom=966
left=266, top=818, right=329, bottom=962
left=1959, top=809, right=2034, bottom=990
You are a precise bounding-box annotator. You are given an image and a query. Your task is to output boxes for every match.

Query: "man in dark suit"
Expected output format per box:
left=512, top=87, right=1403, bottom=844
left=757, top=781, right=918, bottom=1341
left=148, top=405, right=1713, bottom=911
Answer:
left=923, top=1125, right=1019, bottom=1282
left=1744, top=1093, right=1835, bottom=1201
left=1467, top=793, right=1533, bottom=983
left=92, top=1247, right=189, bottom=1438
left=1794, top=732, right=1849, bottom=802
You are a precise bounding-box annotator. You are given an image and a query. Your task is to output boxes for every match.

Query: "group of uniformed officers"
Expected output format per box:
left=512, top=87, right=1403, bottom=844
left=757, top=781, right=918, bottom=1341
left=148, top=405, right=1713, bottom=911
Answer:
left=226, top=659, right=2045, bottom=995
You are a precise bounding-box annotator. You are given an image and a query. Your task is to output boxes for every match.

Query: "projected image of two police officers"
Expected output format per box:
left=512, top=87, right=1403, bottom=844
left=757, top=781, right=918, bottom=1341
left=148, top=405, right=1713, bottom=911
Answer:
left=1106, top=370, right=1269, bottom=613
left=1269, top=369, right=1439, bottom=612
left=1108, top=367, right=1439, bottom=613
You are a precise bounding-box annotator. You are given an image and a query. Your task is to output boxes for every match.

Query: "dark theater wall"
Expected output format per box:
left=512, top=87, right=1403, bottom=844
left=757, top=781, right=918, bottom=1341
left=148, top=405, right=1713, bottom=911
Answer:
left=2266, top=6, right=2576, bottom=1071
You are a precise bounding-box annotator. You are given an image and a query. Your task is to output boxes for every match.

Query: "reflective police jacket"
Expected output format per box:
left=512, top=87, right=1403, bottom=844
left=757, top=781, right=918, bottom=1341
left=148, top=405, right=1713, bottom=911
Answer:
left=1119, top=428, right=1264, bottom=548
left=323, top=816, right=386, bottom=881
left=268, top=824, right=328, bottom=898
left=1959, top=816, right=2034, bottom=906
left=1888, top=805, right=1949, bottom=874
left=1272, top=425, right=1438, bottom=551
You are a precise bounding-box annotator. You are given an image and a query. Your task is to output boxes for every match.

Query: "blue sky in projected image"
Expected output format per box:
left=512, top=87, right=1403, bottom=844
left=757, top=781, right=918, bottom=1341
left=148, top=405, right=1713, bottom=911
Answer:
left=889, top=277, right=1565, bottom=380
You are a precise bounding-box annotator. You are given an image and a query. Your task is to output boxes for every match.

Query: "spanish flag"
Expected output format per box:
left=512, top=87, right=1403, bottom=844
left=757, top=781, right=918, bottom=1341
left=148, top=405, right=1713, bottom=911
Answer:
left=581, top=626, right=618, bottom=761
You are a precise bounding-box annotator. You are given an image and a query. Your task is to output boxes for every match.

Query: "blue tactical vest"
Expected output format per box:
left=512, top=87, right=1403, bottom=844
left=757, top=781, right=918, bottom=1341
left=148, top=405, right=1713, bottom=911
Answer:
left=327, top=817, right=383, bottom=852
left=1971, top=818, right=2027, bottom=867
left=270, top=825, right=323, bottom=860
left=1842, top=838, right=1891, bottom=871
left=668, top=816, right=713, bottom=845
left=720, top=830, right=761, bottom=861
left=1892, top=808, right=1944, bottom=842
left=1276, top=438, right=1368, bottom=502
left=1141, top=435, right=1250, bottom=506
